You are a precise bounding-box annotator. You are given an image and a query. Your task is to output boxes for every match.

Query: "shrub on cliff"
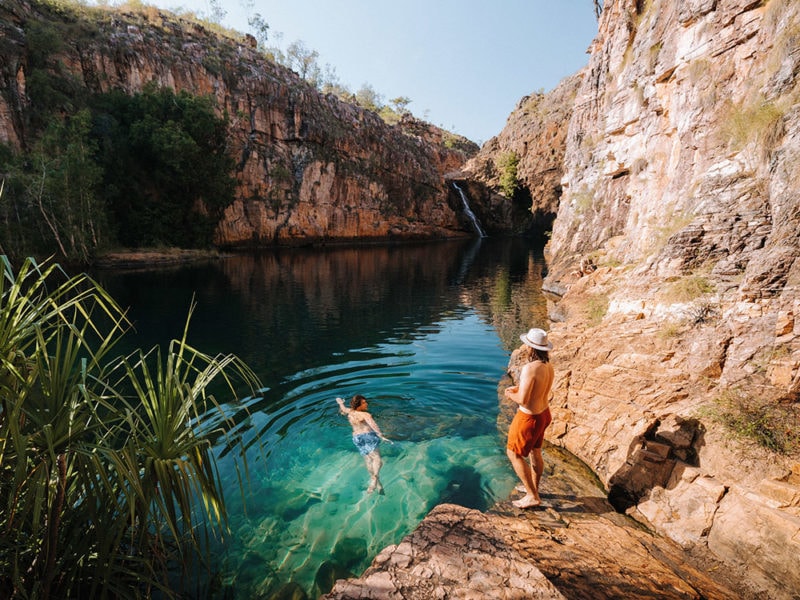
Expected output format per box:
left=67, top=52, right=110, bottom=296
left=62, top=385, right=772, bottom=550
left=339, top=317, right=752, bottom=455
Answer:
left=90, top=85, right=236, bottom=248
left=0, top=84, right=235, bottom=262
left=496, top=150, right=520, bottom=198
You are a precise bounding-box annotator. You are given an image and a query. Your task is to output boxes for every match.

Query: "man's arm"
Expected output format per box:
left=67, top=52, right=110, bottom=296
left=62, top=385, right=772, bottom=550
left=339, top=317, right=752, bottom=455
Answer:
left=365, top=414, right=391, bottom=442
left=505, top=364, right=533, bottom=406
left=336, top=397, right=350, bottom=414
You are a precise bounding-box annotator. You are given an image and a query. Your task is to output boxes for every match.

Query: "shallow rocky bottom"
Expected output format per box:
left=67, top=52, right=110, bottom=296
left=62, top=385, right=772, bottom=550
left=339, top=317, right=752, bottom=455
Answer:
left=322, top=445, right=764, bottom=600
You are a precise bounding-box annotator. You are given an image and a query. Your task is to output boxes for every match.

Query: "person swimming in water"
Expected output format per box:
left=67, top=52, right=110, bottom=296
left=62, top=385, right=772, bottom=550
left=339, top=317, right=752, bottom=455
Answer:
left=337, top=394, right=391, bottom=494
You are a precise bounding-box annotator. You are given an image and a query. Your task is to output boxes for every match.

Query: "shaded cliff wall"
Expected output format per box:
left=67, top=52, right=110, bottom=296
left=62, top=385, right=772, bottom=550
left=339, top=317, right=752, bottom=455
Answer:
left=459, top=73, right=584, bottom=239
left=0, top=0, right=480, bottom=247
left=528, top=0, right=800, bottom=597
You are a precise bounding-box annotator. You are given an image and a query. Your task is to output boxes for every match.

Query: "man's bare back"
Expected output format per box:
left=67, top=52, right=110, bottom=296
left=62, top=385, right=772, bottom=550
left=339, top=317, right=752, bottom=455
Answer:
left=346, top=409, right=379, bottom=435
left=506, top=359, right=554, bottom=415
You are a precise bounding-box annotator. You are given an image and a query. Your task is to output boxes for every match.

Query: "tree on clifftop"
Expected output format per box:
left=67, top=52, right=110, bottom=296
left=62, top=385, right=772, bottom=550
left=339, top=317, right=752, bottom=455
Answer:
left=90, top=84, right=236, bottom=249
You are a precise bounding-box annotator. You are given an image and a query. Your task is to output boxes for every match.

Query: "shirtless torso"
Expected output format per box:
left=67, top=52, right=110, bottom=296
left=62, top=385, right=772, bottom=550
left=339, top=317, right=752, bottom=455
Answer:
left=336, top=395, right=389, bottom=493
left=346, top=410, right=378, bottom=435
left=506, top=359, right=554, bottom=415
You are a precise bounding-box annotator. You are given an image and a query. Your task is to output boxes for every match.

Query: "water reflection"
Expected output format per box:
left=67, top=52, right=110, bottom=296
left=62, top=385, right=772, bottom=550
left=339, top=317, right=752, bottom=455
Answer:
left=92, top=238, right=548, bottom=382
left=90, top=237, right=550, bottom=598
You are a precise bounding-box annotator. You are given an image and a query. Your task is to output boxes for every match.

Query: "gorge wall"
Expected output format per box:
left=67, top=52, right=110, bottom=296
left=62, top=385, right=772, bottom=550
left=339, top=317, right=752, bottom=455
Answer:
left=0, top=0, right=497, bottom=248
left=408, top=0, right=800, bottom=597
left=497, top=0, right=799, bottom=597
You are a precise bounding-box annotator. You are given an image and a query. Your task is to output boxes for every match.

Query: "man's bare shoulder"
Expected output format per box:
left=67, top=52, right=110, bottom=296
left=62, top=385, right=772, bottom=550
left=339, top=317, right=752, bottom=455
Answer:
left=526, top=360, right=553, bottom=374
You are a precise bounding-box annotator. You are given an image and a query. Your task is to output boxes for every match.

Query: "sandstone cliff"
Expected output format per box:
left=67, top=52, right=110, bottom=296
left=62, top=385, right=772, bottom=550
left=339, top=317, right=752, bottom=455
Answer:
left=329, top=1, right=800, bottom=598
left=515, top=0, right=799, bottom=597
left=460, top=72, right=584, bottom=239
left=0, top=0, right=488, bottom=248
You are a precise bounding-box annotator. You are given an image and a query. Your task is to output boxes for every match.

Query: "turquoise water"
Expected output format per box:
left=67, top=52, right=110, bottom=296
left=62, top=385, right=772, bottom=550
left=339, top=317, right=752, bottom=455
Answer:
left=92, top=238, right=549, bottom=598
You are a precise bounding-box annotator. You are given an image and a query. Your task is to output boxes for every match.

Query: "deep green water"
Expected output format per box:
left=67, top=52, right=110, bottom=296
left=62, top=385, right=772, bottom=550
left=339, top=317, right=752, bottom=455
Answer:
left=92, top=237, right=550, bottom=599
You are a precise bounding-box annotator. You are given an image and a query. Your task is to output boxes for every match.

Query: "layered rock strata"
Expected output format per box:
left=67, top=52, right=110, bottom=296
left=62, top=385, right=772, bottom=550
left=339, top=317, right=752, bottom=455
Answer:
left=0, top=0, right=484, bottom=247
left=537, top=0, right=800, bottom=597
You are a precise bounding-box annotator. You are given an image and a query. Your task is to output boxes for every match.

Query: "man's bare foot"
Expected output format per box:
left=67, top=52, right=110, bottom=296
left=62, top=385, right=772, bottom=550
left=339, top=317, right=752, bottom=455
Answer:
left=367, top=480, right=377, bottom=493
left=512, top=494, right=541, bottom=509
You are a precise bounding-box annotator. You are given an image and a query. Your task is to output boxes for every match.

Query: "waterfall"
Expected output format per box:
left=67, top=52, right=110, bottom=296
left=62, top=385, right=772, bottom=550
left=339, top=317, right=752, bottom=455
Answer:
left=452, top=183, right=486, bottom=238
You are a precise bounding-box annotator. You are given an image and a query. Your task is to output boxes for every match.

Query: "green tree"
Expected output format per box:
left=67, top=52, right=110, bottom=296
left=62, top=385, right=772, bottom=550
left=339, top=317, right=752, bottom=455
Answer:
left=497, top=151, right=520, bottom=198
left=208, top=0, right=227, bottom=23
left=90, top=85, right=236, bottom=248
left=0, top=111, right=106, bottom=263
left=390, top=96, right=412, bottom=115
left=355, top=83, right=383, bottom=112
left=286, top=40, right=322, bottom=86
left=247, top=12, right=270, bottom=48
left=0, top=256, right=260, bottom=599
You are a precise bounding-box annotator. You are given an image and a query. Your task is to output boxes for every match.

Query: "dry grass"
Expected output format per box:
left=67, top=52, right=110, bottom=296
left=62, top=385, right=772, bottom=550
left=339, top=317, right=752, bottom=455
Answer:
left=709, top=388, right=800, bottom=455
left=661, top=274, right=715, bottom=303
left=586, top=293, right=610, bottom=327
left=721, top=96, right=785, bottom=156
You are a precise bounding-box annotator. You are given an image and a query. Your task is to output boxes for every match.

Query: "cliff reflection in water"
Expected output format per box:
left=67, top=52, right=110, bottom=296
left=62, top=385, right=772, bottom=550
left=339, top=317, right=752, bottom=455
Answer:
left=95, top=238, right=548, bottom=381
left=92, top=237, right=549, bottom=597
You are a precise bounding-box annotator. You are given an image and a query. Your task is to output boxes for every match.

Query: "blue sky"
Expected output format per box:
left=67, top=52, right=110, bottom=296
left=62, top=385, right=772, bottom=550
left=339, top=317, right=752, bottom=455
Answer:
left=135, top=1, right=599, bottom=144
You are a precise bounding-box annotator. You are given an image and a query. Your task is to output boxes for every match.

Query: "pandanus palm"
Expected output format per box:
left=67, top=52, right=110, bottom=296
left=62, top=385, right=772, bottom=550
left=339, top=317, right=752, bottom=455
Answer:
left=0, top=257, right=260, bottom=599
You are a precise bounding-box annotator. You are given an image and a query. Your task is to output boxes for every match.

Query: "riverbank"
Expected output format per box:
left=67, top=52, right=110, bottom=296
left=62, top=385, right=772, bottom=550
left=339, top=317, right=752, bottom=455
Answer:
left=91, top=248, right=225, bottom=269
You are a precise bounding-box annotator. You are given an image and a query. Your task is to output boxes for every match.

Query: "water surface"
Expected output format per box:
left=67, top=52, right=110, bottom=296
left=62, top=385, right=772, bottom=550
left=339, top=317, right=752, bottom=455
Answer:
left=92, top=237, right=549, bottom=598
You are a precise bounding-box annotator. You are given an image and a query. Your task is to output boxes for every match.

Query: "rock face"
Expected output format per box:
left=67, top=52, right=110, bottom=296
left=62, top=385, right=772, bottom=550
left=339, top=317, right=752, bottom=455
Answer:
left=0, top=0, right=488, bottom=247
left=440, top=0, right=799, bottom=598
left=456, top=73, right=585, bottom=239
left=529, top=0, right=800, bottom=597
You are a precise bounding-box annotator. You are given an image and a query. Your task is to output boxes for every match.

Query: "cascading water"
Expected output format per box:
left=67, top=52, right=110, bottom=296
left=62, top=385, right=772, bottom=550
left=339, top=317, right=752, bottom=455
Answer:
left=452, top=183, right=486, bottom=238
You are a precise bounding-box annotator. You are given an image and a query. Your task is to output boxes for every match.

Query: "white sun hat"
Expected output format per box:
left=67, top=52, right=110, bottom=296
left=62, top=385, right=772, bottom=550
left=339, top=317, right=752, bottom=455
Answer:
left=520, top=328, right=553, bottom=351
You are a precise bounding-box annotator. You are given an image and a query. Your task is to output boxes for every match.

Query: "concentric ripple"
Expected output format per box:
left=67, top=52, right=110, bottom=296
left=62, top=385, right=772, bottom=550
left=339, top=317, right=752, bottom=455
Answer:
left=213, top=310, right=518, bottom=597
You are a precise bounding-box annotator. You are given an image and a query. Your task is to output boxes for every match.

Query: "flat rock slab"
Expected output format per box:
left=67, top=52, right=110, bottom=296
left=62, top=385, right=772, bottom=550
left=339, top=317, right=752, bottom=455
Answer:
left=323, top=446, right=750, bottom=600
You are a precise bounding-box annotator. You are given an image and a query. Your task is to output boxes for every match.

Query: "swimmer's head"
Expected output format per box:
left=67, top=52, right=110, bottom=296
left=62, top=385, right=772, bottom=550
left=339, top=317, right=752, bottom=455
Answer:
left=350, top=394, right=367, bottom=411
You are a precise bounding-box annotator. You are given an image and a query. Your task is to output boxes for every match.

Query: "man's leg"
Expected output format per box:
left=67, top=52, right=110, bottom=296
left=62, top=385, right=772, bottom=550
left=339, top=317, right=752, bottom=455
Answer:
left=366, top=451, right=383, bottom=492
left=529, top=447, right=544, bottom=492
left=507, top=448, right=539, bottom=508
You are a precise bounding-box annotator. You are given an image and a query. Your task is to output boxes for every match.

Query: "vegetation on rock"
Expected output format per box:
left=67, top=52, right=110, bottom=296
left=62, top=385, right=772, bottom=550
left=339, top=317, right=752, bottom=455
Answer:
left=1, top=84, right=234, bottom=262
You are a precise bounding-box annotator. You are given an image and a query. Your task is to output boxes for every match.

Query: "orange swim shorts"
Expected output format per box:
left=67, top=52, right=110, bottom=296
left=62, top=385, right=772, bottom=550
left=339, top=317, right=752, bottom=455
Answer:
left=506, top=407, right=552, bottom=456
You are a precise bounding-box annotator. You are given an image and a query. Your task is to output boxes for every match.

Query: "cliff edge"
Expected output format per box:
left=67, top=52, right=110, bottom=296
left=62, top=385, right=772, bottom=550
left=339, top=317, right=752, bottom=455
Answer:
left=0, top=0, right=489, bottom=248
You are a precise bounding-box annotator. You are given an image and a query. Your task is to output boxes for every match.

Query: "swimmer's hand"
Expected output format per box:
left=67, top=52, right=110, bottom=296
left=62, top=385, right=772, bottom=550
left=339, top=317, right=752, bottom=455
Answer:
left=380, top=435, right=393, bottom=444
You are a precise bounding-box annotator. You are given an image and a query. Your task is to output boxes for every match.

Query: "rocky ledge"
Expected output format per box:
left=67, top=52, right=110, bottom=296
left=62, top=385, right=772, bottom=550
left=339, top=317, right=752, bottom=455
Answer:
left=323, top=446, right=763, bottom=600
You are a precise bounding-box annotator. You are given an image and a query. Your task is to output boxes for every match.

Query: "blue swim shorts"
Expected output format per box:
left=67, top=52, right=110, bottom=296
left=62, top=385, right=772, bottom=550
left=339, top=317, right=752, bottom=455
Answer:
left=353, top=432, right=380, bottom=456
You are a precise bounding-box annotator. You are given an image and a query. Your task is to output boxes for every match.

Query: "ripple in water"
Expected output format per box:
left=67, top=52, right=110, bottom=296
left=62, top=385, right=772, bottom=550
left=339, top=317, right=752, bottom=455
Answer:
left=213, top=311, right=518, bottom=598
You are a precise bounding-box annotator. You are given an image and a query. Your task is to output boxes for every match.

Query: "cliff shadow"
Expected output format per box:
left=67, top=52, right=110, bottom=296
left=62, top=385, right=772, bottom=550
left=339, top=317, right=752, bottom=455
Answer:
left=608, top=416, right=706, bottom=512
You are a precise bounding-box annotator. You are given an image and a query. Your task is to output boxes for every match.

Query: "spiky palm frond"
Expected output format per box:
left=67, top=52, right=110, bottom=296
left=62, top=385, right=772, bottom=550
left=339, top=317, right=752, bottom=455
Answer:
left=0, top=258, right=260, bottom=599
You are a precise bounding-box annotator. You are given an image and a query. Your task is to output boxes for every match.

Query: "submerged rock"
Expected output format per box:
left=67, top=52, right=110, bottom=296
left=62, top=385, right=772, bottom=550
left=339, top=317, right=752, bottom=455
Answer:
left=332, top=537, right=368, bottom=569
left=314, top=560, right=353, bottom=597
left=266, top=582, right=308, bottom=600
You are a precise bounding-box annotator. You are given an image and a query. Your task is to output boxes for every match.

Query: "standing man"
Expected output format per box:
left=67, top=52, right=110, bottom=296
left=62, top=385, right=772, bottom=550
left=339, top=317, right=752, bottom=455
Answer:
left=504, top=328, right=555, bottom=508
left=337, top=394, right=391, bottom=494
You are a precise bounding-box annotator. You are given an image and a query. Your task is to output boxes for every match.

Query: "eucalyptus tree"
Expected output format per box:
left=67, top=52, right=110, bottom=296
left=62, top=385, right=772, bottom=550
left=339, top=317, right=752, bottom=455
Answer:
left=0, top=257, right=260, bottom=599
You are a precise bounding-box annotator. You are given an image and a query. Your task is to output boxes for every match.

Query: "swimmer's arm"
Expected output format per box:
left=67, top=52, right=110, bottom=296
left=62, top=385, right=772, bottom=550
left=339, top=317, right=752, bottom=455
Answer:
left=336, top=397, right=351, bottom=415
left=364, top=414, right=392, bottom=442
